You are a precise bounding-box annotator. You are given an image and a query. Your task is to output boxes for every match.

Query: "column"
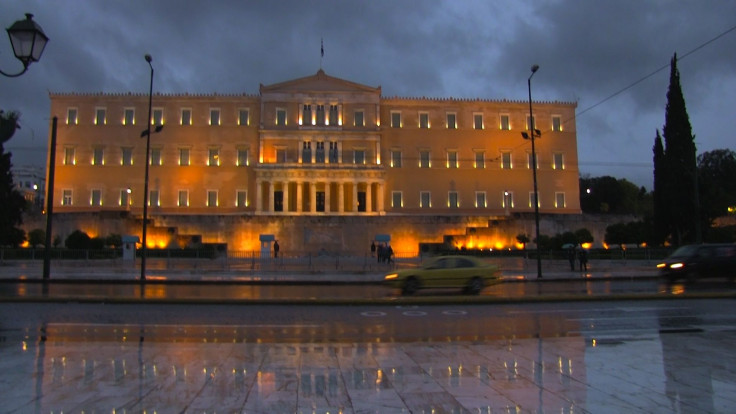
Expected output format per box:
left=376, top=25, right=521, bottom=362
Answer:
left=377, top=182, right=385, bottom=213
left=338, top=182, right=344, bottom=213
left=352, top=182, right=358, bottom=213
left=296, top=182, right=303, bottom=213
left=365, top=182, right=372, bottom=213
left=325, top=182, right=331, bottom=213
left=283, top=180, right=290, bottom=213
left=268, top=181, right=275, bottom=213
left=256, top=180, right=263, bottom=213
left=310, top=181, right=317, bottom=213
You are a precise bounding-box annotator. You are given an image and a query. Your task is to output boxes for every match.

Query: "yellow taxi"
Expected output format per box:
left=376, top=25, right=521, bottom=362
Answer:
left=384, top=255, right=501, bottom=295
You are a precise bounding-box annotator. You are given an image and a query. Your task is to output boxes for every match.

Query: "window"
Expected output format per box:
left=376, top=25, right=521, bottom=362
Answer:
left=66, top=108, right=78, bottom=125
left=315, top=142, right=325, bottom=163
left=527, top=152, right=538, bottom=169
left=95, top=108, right=106, bottom=125
left=329, top=105, right=338, bottom=125
left=150, top=148, right=162, bottom=166
left=354, top=110, right=364, bottom=127
left=124, top=108, right=135, bottom=125
left=121, top=147, right=133, bottom=166
left=119, top=189, right=130, bottom=206
left=302, top=104, right=312, bottom=125
left=238, top=109, right=249, bottom=126
left=448, top=191, right=458, bottom=208
left=178, top=190, right=189, bottom=207
left=500, top=114, right=510, bottom=130
left=209, top=108, right=220, bottom=126
left=529, top=192, right=539, bottom=208
left=446, top=113, right=456, bottom=129
left=473, top=113, right=483, bottom=130
left=526, top=115, right=536, bottom=131
left=354, top=149, right=365, bottom=165
left=274, top=190, right=284, bottom=212
left=392, top=191, right=403, bottom=208
left=420, top=191, right=431, bottom=208
left=555, top=192, right=566, bottom=208
left=92, top=147, right=104, bottom=166
left=207, top=190, right=218, bottom=207
left=236, top=190, right=248, bottom=207
left=90, top=189, right=102, bottom=206
left=475, top=151, right=485, bottom=169
left=552, top=115, right=562, bottom=132
left=179, top=148, right=190, bottom=166
left=475, top=192, right=487, bottom=208
left=390, top=150, right=402, bottom=168
left=328, top=142, right=339, bottom=163
left=64, top=147, right=75, bottom=165
left=419, top=112, right=429, bottom=128
left=149, top=190, right=159, bottom=207
left=153, top=108, right=163, bottom=126
left=301, top=142, right=312, bottom=163
left=181, top=108, right=192, bottom=126
left=316, top=105, right=325, bottom=125
left=276, top=148, right=287, bottom=163
left=501, top=151, right=512, bottom=169
left=503, top=191, right=514, bottom=208
left=276, top=108, right=287, bottom=126
left=208, top=148, right=220, bottom=166
left=553, top=153, right=564, bottom=170
left=237, top=149, right=249, bottom=166
left=391, top=112, right=401, bottom=128
left=419, top=151, right=430, bottom=168
left=447, top=150, right=458, bottom=168
left=62, top=189, right=72, bottom=206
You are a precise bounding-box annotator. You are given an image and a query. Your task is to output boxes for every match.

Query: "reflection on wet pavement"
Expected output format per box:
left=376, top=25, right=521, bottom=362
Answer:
left=3, top=324, right=736, bottom=413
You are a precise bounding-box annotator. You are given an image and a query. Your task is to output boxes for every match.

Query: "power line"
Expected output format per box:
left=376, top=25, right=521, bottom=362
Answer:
left=569, top=23, right=736, bottom=123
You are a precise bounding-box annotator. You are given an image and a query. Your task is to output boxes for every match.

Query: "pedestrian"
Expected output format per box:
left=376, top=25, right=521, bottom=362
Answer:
left=377, top=243, right=384, bottom=263
left=567, top=247, right=576, bottom=271
left=387, top=245, right=394, bottom=264
left=578, top=247, right=588, bottom=272
left=273, top=240, right=280, bottom=258
left=370, top=241, right=376, bottom=258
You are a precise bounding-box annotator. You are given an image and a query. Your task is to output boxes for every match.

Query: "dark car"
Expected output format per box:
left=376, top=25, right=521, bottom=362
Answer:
left=657, top=243, right=736, bottom=283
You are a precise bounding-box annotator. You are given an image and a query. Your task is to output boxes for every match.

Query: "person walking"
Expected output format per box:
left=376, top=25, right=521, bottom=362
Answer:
left=578, top=247, right=588, bottom=272
left=273, top=240, right=280, bottom=258
left=567, top=247, right=576, bottom=271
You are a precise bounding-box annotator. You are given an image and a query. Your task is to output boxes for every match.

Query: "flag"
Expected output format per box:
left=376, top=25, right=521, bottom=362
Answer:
left=321, top=39, right=324, bottom=58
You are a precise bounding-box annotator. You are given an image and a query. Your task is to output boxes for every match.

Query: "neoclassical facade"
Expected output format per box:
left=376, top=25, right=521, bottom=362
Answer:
left=48, top=70, right=580, bottom=253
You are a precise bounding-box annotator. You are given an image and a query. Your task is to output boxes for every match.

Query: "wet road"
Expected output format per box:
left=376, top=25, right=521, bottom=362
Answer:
left=2, top=299, right=735, bottom=412
left=1, top=278, right=735, bottom=302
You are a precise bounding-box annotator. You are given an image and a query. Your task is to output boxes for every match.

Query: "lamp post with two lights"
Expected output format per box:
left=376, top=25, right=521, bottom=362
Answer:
left=521, top=64, right=542, bottom=279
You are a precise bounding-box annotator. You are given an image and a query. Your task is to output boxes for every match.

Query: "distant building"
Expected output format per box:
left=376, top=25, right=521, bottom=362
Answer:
left=12, top=165, right=45, bottom=209
left=47, top=70, right=580, bottom=254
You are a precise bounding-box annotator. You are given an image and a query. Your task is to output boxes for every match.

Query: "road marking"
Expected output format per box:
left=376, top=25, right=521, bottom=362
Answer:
left=360, top=311, right=387, bottom=317
left=402, top=311, right=427, bottom=316
left=442, top=310, right=468, bottom=316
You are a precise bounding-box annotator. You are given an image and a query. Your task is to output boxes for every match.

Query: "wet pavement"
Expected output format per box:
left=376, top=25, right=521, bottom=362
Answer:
left=2, top=300, right=735, bottom=413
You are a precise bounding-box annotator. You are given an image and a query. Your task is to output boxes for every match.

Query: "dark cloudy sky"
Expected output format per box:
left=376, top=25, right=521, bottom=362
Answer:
left=2, top=0, right=735, bottom=189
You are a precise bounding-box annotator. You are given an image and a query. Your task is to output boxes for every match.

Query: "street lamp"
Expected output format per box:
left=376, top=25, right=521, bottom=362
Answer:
left=1, top=14, right=48, bottom=78
left=140, top=54, right=163, bottom=283
left=521, top=64, right=542, bottom=279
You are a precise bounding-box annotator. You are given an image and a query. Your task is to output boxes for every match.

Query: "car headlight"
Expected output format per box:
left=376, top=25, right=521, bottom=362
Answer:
left=384, top=273, right=398, bottom=280
left=670, top=263, right=684, bottom=269
left=656, top=263, right=666, bottom=269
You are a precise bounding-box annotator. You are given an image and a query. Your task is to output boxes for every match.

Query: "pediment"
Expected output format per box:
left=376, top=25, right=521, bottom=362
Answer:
left=260, top=70, right=380, bottom=95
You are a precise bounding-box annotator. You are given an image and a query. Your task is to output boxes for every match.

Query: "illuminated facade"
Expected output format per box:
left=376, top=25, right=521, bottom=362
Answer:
left=48, top=70, right=580, bottom=253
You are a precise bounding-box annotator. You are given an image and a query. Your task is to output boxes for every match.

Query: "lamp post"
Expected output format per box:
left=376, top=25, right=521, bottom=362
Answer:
left=1, top=14, right=48, bottom=78
left=140, top=54, right=154, bottom=283
left=521, top=64, right=542, bottom=279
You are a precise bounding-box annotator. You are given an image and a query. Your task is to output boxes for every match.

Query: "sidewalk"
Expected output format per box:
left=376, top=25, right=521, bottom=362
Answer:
left=0, top=257, right=660, bottom=283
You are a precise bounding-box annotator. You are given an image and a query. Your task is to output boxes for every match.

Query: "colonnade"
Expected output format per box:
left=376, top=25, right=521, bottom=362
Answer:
left=255, top=179, right=384, bottom=214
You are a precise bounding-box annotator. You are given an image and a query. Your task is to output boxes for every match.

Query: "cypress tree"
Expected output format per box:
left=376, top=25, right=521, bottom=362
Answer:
left=0, top=110, right=27, bottom=246
left=652, top=129, right=668, bottom=245
left=660, top=53, right=698, bottom=245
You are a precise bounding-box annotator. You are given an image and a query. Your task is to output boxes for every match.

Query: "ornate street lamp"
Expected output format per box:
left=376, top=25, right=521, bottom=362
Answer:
left=521, top=64, right=542, bottom=279
left=140, top=54, right=160, bottom=283
left=1, top=14, right=48, bottom=78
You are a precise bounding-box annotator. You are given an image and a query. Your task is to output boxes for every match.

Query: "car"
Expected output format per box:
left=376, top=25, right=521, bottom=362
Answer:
left=657, top=243, right=736, bottom=283
left=384, top=255, right=501, bottom=295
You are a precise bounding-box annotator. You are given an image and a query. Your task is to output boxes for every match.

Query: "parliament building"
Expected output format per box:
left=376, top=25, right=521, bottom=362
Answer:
left=48, top=70, right=580, bottom=255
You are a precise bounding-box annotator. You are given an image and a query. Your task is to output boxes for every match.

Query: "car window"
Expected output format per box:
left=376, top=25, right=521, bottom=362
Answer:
left=455, top=258, right=476, bottom=268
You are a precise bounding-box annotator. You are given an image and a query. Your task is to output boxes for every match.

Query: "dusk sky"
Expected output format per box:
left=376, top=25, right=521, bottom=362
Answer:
left=2, top=0, right=734, bottom=189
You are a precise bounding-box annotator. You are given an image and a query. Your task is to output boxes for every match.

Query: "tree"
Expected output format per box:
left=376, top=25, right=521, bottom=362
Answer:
left=652, top=130, right=668, bottom=245
left=0, top=110, right=26, bottom=247
left=65, top=230, right=91, bottom=249
left=697, top=149, right=736, bottom=225
left=579, top=175, right=651, bottom=215
left=516, top=233, right=530, bottom=250
left=28, top=229, right=45, bottom=247
left=654, top=53, right=698, bottom=246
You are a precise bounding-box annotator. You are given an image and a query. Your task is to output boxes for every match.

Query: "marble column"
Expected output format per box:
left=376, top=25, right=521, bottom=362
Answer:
left=296, top=182, right=303, bottom=213
left=310, top=181, right=317, bottom=213
left=256, top=180, right=263, bottom=213
left=366, top=182, right=372, bottom=213
left=283, top=181, right=290, bottom=213
left=338, top=183, right=344, bottom=213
